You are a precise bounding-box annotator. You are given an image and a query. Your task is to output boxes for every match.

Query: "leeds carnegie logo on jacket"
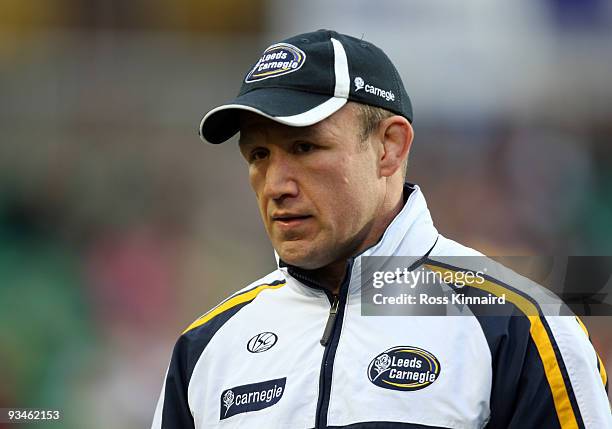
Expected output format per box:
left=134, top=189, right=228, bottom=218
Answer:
left=368, top=346, right=441, bottom=391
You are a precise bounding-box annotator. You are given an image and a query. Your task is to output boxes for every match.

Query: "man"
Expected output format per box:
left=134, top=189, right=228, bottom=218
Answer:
left=152, top=30, right=610, bottom=428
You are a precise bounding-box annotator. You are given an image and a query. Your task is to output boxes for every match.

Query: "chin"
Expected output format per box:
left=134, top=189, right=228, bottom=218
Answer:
left=279, top=253, right=316, bottom=269
left=277, top=244, right=323, bottom=270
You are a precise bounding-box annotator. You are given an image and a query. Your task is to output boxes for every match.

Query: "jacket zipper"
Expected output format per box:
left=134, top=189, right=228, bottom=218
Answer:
left=320, top=294, right=339, bottom=346
left=314, top=260, right=353, bottom=429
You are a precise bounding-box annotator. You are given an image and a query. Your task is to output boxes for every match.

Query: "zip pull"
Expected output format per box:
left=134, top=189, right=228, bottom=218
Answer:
left=320, top=295, right=339, bottom=346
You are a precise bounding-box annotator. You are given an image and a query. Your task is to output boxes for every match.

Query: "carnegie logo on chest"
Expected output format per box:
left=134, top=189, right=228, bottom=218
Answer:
left=367, top=346, right=441, bottom=391
left=220, top=377, right=286, bottom=420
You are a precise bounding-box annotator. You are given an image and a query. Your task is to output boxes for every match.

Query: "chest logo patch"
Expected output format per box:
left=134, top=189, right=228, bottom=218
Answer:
left=220, top=377, right=286, bottom=420
left=247, top=332, right=278, bottom=353
left=367, top=346, right=441, bottom=391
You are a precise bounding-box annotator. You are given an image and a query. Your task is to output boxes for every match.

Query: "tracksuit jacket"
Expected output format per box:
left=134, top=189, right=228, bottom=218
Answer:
left=152, top=184, right=611, bottom=428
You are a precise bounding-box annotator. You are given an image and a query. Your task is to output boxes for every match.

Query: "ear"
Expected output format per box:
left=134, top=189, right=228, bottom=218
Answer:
left=378, top=116, right=413, bottom=178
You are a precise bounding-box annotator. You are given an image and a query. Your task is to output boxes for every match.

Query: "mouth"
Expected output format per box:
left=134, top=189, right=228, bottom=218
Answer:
left=271, top=214, right=313, bottom=228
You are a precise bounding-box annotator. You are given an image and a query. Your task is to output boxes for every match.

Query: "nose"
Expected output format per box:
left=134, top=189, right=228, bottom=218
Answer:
left=263, top=152, right=299, bottom=202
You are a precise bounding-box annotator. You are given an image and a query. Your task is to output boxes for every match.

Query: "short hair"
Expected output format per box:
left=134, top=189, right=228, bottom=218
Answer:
left=355, top=103, right=395, bottom=143
left=354, top=103, right=409, bottom=179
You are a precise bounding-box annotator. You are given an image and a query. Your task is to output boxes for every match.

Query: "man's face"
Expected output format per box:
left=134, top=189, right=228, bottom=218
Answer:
left=238, top=103, right=385, bottom=270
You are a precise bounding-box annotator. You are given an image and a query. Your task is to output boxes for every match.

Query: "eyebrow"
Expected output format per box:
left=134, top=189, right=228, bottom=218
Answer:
left=239, top=125, right=321, bottom=146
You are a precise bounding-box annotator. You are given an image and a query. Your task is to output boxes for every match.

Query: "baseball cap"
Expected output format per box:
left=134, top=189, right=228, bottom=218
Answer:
left=199, top=29, right=413, bottom=144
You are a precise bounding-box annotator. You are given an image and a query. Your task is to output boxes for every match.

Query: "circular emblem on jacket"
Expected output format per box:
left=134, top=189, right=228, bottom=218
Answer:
left=367, top=346, right=441, bottom=391
left=247, top=332, right=278, bottom=353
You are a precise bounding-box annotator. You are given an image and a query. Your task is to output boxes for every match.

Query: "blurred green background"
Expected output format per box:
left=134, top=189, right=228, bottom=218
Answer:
left=1, top=0, right=611, bottom=427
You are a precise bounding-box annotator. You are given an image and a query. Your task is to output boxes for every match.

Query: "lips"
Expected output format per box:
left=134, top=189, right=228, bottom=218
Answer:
left=271, top=213, right=313, bottom=228
left=271, top=210, right=312, bottom=220
left=272, top=214, right=312, bottom=221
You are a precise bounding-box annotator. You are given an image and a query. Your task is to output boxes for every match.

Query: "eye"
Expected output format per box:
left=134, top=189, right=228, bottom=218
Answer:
left=249, top=148, right=269, bottom=162
left=294, top=142, right=315, bottom=154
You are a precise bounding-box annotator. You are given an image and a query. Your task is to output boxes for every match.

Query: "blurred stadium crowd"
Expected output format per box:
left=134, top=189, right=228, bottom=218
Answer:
left=0, top=1, right=611, bottom=427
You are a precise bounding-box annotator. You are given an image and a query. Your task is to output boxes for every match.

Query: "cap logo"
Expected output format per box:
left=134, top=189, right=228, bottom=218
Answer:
left=245, top=43, right=306, bottom=83
left=354, top=76, right=396, bottom=102
left=354, top=77, right=365, bottom=91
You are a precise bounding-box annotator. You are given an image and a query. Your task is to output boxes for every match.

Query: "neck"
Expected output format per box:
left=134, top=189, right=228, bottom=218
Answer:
left=305, top=260, right=349, bottom=295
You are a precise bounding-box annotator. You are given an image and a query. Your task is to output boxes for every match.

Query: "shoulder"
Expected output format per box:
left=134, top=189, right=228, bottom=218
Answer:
left=424, top=234, right=587, bottom=372
left=164, top=270, right=288, bottom=382
left=427, top=234, right=564, bottom=315
left=181, top=270, right=287, bottom=339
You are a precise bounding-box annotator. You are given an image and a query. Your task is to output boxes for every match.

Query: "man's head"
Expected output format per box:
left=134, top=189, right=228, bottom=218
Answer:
left=238, top=102, right=412, bottom=269
left=198, top=30, right=414, bottom=270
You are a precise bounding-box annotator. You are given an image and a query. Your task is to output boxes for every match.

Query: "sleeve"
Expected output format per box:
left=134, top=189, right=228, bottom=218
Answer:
left=486, top=314, right=611, bottom=429
left=150, top=289, right=266, bottom=428
left=151, top=335, right=196, bottom=429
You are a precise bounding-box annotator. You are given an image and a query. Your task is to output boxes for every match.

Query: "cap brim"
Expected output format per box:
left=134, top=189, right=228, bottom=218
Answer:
left=199, top=87, right=347, bottom=144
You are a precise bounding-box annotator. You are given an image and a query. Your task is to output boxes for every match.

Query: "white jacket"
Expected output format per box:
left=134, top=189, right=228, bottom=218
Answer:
left=152, top=184, right=610, bottom=429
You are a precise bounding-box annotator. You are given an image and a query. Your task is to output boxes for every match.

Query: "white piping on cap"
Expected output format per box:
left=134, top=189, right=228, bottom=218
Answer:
left=330, top=37, right=350, bottom=98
